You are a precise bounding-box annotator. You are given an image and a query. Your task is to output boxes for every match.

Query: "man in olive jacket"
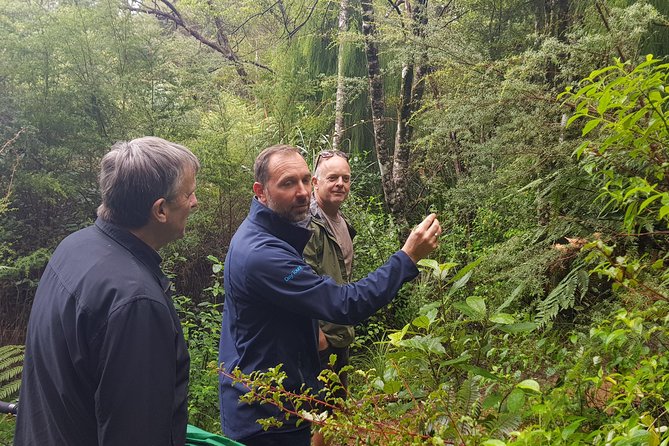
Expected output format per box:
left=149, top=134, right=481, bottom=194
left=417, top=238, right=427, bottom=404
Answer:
left=303, top=150, right=355, bottom=393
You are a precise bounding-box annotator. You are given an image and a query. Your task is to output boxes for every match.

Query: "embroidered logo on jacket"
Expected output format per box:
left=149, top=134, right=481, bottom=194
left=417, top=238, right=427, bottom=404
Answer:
left=284, top=265, right=304, bottom=282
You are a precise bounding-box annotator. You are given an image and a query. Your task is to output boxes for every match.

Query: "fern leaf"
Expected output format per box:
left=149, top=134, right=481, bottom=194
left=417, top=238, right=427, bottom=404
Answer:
left=0, top=379, right=21, bottom=400
left=536, top=263, right=588, bottom=327
left=0, top=365, right=23, bottom=383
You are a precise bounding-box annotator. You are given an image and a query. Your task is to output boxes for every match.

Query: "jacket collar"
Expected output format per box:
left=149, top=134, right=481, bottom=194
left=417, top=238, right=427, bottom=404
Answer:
left=94, top=217, right=169, bottom=292
left=248, top=198, right=313, bottom=253
left=308, top=197, right=357, bottom=240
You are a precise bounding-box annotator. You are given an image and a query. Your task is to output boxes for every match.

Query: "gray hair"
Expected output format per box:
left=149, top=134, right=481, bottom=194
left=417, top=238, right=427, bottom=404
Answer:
left=254, top=144, right=302, bottom=185
left=97, top=136, right=200, bottom=228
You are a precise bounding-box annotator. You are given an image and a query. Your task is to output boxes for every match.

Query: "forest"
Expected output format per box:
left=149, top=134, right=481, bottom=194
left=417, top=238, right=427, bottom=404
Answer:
left=1, top=0, right=669, bottom=444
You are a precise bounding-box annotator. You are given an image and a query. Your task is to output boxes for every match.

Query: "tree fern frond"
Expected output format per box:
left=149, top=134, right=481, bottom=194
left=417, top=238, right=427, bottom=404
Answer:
left=0, top=344, right=24, bottom=402
left=0, top=365, right=23, bottom=384
left=487, top=412, right=522, bottom=437
left=456, top=378, right=478, bottom=414
left=0, top=345, right=24, bottom=363
left=536, top=263, right=588, bottom=327
left=0, top=353, right=24, bottom=371
left=0, top=379, right=21, bottom=401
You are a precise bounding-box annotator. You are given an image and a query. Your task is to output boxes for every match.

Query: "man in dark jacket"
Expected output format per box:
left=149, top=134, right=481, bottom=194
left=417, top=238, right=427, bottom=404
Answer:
left=15, top=137, right=199, bottom=446
left=218, top=144, right=441, bottom=446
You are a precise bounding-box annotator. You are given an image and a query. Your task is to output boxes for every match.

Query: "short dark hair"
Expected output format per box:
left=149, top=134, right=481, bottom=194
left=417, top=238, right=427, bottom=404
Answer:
left=97, top=137, right=200, bottom=228
left=254, top=144, right=302, bottom=185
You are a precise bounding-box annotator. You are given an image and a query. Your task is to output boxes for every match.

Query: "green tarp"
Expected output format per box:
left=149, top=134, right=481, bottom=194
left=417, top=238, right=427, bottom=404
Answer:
left=186, top=424, right=245, bottom=446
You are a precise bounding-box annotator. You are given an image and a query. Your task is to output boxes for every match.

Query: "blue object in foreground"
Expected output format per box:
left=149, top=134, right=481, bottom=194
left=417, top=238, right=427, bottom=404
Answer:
left=186, top=424, right=245, bottom=446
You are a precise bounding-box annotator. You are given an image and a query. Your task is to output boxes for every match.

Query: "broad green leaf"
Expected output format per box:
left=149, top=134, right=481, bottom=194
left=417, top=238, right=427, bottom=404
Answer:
left=449, top=270, right=473, bottom=296
left=451, top=257, right=483, bottom=283
left=388, top=324, right=409, bottom=345
left=442, top=353, right=471, bottom=366
left=561, top=418, right=586, bottom=440
left=417, top=258, right=439, bottom=275
left=517, top=379, right=541, bottom=393
left=573, top=140, right=590, bottom=158
left=506, top=388, right=525, bottom=412
left=481, top=440, right=506, bottom=446
left=597, top=93, right=611, bottom=115
left=453, top=302, right=481, bottom=320
left=497, top=284, right=524, bottom=312
left=624, top=202, right=639, bottom=231
left=566, top=112, right=584, bottom=127
left=398, top=335, right=446, bottom=354
left=659, top=205, right=669, bottom=220
left=438, top=262, right=459, bottom=280
left=582, top=118, right=601, bottom=136
left=212, top=263, right=223, bottom=273
left=412, top=315, right=431, bottom=329
left=489, top=313, right=515, bottom=324
left=466, top=296, right=486, bottom=316
left=458, top=364, right=499, bottom=380
left=383, top=380, right=401, bottom=394
left=499, top=322, right=538, bottom=334
left=639, top=193, right=662, bottom=212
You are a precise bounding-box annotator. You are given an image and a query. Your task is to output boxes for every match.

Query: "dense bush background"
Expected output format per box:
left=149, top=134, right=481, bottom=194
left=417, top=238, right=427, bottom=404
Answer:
left=1, top=0, right=668, bottom=444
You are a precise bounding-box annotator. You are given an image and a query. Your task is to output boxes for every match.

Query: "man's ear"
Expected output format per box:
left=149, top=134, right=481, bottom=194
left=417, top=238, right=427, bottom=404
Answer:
left=311, top=175, right=318, bottom=189
left=151, top=197, right=168, bottom=223
left=252, top=182, right=266, bottom=204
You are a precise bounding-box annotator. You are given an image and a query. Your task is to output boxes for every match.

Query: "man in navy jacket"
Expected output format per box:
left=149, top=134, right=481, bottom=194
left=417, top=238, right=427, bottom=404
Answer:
left=15, top=137, right=199, bottom=446
left=219, top=144, right=441, bottom=445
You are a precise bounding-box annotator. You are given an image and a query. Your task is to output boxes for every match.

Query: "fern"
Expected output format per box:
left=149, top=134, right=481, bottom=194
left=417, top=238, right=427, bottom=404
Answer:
left=535, top=263, right=589, bottom=327
left=0, top=345, right=23, bottom=402
left=485, top=412, right=522, bottom=437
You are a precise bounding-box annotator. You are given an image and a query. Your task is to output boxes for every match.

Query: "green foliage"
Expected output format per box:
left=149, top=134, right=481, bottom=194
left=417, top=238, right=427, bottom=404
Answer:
left=1, top=0, right=668, bottom=444
left=535, top=262, right=589, bottom=328
left=0, top=345, right=23, bottom=402
left=173, top=258, right=224, bottom=433
left=561, top=55, right=669, bottom=234
left=558, top=55, right=669, bottom=303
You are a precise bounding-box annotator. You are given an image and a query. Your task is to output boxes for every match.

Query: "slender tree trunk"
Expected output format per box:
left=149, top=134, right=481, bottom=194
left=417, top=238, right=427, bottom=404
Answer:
left=361, top=0, right=394, bottom=209
left=333, top=0, right=349, bottom=151
left=391, top=0, right=428, bottom=221
left=534, top=0, right=547, bottom=35
left=392, top=62, right=413, bottom=219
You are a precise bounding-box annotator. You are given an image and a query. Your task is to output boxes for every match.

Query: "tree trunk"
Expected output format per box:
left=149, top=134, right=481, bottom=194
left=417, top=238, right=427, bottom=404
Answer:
left=533, top=0, right=547, bottom=35
left=361, top=0, right=394, bottom=209
left=332, top=0, right=350, bottom=151
left=390, top=0, right=428, bottom=221
left=392, top=62, right=413, bottom=219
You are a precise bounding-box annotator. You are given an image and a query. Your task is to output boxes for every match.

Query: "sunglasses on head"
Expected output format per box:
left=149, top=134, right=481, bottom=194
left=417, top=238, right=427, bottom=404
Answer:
left=314, top=150, right=348, bottom=169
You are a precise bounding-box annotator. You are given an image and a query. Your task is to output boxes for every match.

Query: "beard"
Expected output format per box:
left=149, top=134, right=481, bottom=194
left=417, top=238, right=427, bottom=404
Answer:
left=266, top=193, right=310, bottom=222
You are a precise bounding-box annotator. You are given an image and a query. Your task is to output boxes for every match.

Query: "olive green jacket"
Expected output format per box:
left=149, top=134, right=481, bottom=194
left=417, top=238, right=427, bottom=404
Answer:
left=303, top=201, right=356, bottom=348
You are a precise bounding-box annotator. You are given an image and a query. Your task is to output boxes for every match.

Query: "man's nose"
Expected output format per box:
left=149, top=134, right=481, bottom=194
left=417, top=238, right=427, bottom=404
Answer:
left=190, top=193, right=198, bottom=208
left=297, top=181, right=310, bottom=197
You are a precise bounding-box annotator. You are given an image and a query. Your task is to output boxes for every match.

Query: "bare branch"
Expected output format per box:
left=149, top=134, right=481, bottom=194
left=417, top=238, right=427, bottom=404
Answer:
left=0, top=128, right=25, bottom=157
left=595, top=0, right=626, bottom=62
left=229, top=1, right=281, bottom=36
left=287, top=0, right=320, bottom=39
left=130, top=1, right=274, bottom=75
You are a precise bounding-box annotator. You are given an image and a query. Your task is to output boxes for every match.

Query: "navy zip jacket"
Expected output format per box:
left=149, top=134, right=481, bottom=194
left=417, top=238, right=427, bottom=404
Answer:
left=15, top=218, right=189, bottom=446
left=218, top=199, right=419, bottom=440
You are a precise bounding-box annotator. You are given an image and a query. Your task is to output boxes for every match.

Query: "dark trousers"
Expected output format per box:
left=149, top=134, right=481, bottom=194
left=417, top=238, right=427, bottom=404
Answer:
left=239, top=427, right=311, bottom=446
